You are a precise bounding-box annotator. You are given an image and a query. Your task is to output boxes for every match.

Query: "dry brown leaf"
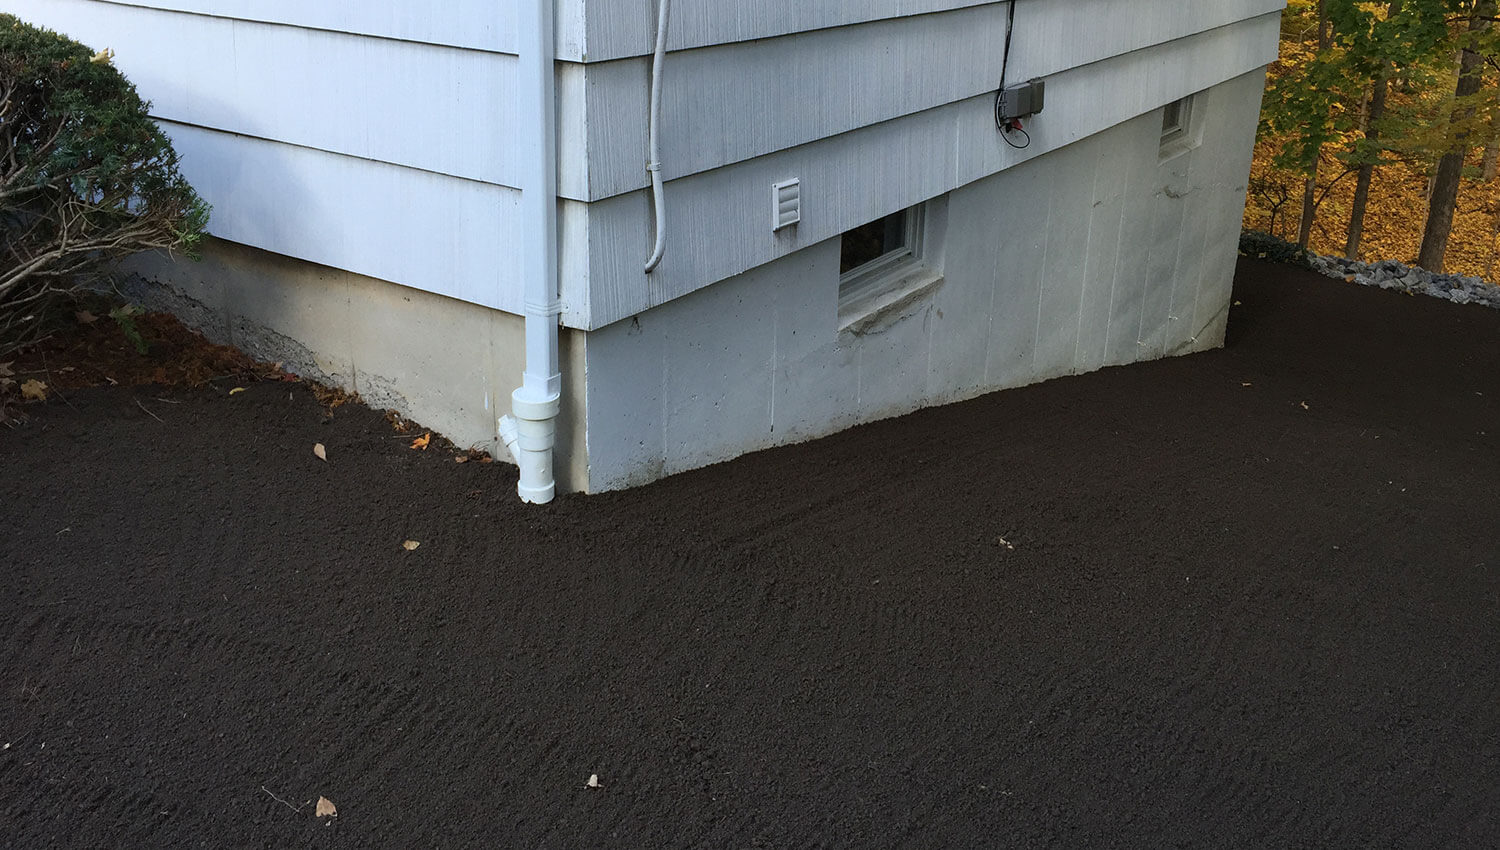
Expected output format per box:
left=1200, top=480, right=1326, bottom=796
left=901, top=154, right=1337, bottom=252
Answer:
left=454, top=455, right=469, bottom=464
left=315, top=796, right=337, bottom=818
left=75, top=310, right=98, bottom=324
left=313, top=443, right=328, bottom=462
left=410, top=432, right=431, bottom=450
left=20, top=379, right=47, bottom=401
left=402, top=540, right=420, bottom=551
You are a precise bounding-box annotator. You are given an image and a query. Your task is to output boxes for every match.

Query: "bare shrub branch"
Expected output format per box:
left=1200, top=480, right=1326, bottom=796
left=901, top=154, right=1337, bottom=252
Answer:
left=0, top=14, right=209, bottom=357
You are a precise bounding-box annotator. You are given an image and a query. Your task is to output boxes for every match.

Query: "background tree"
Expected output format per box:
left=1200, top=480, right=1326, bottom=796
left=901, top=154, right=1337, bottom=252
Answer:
left=1329, top=0, right=1453, bottom=258
left=1245, top=0, right=1500, bottom=277
left=1261, top=1, right=1353, bottom=249
left=1416, top=0, right=1498, bottom=271
left=1294, top=1, right=1335, bottom=248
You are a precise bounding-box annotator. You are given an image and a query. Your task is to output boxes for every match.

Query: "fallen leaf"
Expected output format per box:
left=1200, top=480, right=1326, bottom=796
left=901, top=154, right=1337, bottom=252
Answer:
left=313, top=443, right=327, bottom=462
left=75, top=310, right=98, bottom=324
left=315, top=796, right=337, bottom=818
left=586, top=774, right=601, bottom=788
left=454, top=455, right=468, bottom=464
left=89, top=47, right=115, bottom=65
left=229, top=387, right=246, bottom=395
left=402, top=540, right=420, bottom=551
left=410, top=432, right=431, bottom=450
left=20, top=379, right=47, bottom=401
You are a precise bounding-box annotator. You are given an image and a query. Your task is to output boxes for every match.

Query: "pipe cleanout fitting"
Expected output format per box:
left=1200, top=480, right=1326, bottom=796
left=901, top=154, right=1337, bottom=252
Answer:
left=500, top=389, right=560, bottom=504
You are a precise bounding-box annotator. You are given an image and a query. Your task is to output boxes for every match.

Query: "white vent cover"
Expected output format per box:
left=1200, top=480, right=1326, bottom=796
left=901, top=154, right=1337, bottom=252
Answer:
left=772, top=178, right=801, bottom=231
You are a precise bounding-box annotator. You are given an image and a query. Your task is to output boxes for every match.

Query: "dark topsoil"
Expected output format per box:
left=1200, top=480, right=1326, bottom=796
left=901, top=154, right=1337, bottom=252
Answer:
left=3, top=258, right=1499, bottom=848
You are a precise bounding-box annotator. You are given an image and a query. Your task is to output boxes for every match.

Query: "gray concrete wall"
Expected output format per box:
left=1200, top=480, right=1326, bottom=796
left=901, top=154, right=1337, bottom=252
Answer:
left=121, top=240, right=590, bottom=493
left=579, top=70, right=1265, bottom=492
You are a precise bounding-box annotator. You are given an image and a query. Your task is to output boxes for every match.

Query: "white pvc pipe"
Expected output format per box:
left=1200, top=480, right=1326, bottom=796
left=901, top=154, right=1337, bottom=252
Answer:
left=501, top=0, right=562, bottom=504
left=643, top=0, right=671, bottom=273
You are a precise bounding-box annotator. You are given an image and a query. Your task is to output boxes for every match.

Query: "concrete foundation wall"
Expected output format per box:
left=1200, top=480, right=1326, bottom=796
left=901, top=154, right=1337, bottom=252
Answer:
left=121, top=241, right=590, bottom=493
left=579, top=70, right=1265, bottom=492
left=117, top=70, right=1262, bottom=497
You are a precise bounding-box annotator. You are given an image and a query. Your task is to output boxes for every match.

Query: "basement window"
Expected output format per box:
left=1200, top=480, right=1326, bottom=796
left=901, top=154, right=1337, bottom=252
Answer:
left=1160, top=94, right=1200, bottom=159
left=838, top=203, right=943, bottom=330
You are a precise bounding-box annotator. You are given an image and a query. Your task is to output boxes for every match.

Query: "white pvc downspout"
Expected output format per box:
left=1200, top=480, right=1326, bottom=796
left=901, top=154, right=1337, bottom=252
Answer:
left=500, top=0, right=562, bottom=504
left=643, top=0, right=671, bottom=273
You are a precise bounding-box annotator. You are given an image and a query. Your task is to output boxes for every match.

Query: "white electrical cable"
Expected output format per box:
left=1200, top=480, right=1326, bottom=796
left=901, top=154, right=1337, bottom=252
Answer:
left=644, top=0, right=671, bottom=273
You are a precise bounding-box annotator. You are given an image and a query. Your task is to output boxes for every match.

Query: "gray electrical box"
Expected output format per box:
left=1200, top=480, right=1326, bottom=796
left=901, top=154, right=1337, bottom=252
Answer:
left=997, top=78, right=1046, bottom=121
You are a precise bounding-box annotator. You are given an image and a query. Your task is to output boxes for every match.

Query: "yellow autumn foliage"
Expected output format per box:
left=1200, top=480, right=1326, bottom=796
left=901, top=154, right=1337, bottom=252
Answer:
left=1244, top=4, right=1500, bottom=279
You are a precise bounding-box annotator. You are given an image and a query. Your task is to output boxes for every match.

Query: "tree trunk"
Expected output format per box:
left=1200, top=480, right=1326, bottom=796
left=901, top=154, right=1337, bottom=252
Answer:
left=1417, top=2, right=1494, bottom=272
left=1483, top=114, right=1500, bottom=180
left=1296, top=0, right=1331, bottom=250
left=1484, top=197, right=1500, bottom=278
left=1296, top=171, right=1319, bottom=248
left=1345, top=0, right=1403, bottom=260
left=1345, top=74, right=1389, bottom=259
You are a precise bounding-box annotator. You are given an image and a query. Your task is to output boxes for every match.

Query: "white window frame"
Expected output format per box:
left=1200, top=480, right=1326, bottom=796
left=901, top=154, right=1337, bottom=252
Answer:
left=837, top=203, right=944, bottom=331
left=1159, top=94, right=1202, bottom=160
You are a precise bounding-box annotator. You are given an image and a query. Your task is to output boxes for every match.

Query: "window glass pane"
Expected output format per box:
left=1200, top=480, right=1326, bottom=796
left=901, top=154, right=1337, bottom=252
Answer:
left=1162, top=100, right=1182, bottom=134
left=840, top=211, right=907, bottom=274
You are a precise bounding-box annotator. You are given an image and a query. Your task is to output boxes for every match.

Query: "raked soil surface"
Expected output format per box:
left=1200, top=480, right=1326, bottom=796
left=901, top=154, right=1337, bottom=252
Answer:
left=3, top=258, right=1499, bottom=848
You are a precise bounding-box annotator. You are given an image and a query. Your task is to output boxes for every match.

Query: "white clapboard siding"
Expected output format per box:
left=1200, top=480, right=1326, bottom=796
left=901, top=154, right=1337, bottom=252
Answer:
left=577, top=0, right=1284, bottom=201
left=162, top=122, right=525, bottom=315
left=576, top=0, right=997, bottom=62
left=4, top=0, right=523, bottom=188
left=88, top=0, right=519, bottom=54
left=574, top=12, right=1281, bottom=328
